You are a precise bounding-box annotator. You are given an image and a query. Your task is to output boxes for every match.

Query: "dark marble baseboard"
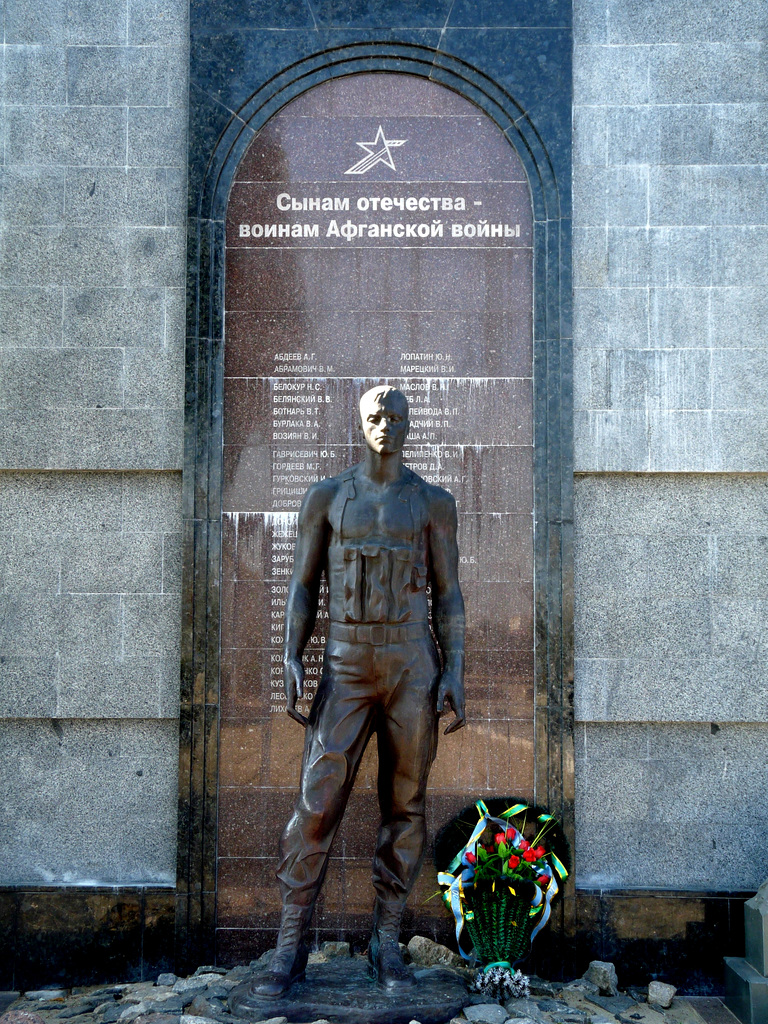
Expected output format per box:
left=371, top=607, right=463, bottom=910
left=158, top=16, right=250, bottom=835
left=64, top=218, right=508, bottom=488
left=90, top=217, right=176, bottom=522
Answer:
left=536, top=889, right=750, bottom=995
left=0, top=886, right=175, bottom=992
left=0, top=885, right=749, bottom=994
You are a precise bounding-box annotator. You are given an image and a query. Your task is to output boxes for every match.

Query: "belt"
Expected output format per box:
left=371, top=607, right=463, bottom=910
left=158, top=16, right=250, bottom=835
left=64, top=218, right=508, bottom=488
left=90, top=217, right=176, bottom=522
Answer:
left=328, top=621, right=430, bottom=646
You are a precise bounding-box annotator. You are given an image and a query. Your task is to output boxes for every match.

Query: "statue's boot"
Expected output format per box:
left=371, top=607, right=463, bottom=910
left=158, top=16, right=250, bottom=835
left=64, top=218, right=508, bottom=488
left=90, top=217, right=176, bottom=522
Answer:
left=368, top=899, right=416, bottom=990
left=250, top=903, right=312, bottom=998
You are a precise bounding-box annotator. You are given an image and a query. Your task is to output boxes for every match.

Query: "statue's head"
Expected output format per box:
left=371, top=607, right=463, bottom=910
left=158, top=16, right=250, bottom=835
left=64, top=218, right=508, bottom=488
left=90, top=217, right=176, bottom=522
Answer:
left=359, top=385, right=410, bottom=455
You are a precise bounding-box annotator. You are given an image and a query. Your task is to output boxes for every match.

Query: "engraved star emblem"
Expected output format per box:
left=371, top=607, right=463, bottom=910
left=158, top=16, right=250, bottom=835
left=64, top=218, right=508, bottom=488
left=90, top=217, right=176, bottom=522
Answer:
left=344, top=125, right=407, bottom=175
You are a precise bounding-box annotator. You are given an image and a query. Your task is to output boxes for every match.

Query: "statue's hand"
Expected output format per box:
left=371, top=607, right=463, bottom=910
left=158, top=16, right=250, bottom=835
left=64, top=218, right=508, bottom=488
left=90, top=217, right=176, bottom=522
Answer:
left=284, top=655, right=309, bottom=728
left=436, top=669, right=465, bottom=734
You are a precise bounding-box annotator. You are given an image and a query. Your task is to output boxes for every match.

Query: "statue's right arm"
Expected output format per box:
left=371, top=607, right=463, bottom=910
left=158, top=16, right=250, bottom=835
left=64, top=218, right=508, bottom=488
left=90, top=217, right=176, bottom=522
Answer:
left=282, top=480, right=334, bottom=726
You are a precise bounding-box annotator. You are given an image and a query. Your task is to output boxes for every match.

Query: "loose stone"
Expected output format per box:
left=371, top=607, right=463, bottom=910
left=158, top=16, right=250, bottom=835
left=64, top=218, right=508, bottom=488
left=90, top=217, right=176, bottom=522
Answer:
left=647, top=983, right=676, bottom=1009
left=583, top=963, right=619, bottom=997
left=464, top=1005, right=510, bottom=1024
left=407, top=935, right=465, bottom=970
left=154, top=979, right=176, bottom=990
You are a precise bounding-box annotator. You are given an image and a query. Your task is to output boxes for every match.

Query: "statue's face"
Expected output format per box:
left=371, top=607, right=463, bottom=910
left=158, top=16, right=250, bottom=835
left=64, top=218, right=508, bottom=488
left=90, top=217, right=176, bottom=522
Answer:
left=360, top=389, right=410, bottom=455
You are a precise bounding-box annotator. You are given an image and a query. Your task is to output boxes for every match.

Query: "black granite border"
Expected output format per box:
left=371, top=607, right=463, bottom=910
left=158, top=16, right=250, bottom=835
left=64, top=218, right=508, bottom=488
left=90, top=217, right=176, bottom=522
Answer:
left=0, top=886, right=175, bottom=991
left=180, top=33, right=574, bottom=973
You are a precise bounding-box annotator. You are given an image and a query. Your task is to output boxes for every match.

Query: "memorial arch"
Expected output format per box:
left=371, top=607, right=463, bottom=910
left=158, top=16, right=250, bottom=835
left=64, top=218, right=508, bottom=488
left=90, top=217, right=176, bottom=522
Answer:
left=179, top=57, right=572, bottom=970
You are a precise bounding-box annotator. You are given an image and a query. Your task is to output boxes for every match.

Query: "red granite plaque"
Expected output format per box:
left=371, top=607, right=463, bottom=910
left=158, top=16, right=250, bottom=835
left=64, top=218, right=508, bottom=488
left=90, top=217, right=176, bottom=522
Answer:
left=219, top=73, right=534, bottom=958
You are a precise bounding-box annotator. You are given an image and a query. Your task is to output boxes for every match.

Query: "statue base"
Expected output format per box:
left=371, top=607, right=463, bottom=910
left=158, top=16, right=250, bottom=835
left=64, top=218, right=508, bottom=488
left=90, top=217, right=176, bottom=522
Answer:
left=228, top=957, right=471, bottom=1024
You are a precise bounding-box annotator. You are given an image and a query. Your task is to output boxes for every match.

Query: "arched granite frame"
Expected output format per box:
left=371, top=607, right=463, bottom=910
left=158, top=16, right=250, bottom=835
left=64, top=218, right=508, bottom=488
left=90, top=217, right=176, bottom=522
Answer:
left=177, top=43, right=573, bottom=971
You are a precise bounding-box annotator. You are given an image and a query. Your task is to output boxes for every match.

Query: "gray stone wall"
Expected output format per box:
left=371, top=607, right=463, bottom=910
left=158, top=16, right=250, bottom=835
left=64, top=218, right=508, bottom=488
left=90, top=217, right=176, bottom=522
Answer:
left=573, top=0, right=768, bottom=888
left=0, top=0, right=188, bottom=884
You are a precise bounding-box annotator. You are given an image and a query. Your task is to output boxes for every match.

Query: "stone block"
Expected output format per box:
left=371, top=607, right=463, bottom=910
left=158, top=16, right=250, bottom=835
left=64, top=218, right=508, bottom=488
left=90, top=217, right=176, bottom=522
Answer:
left=710, top=411, right=768, bottom=472
left=712, top=104, right=768, bottom=166
left=0, top=657, right=58, bottom=717
left=574, top=44, right=649, bottom=105
left=724, top=957, right=768, bottom=1024
left=1, top=226, right=128, bottom=287
left=606, top=0, right=768, bottom=43
left=56, top=658, right=169, bottom=718
left=5, top=106, right=127, bottom=166
left=60, top=594, right=121, bottom=659
left=608, top=227, right=712, bottom=288
left=573, top=228, right=608, bottom=288
left=574, top=287, right=648, bottom=350
left=0, top=408, right=183, bottom=470
left=2, top=167, right=66, bottom=227
left=64, top=168, right=128, bottom=225
left=164, top=169, right=187, bottom=225
left=648, top=167, right=712, bottom=227
left=709, top=167, right=768, bottom=226
left=122, top=473, right=182, bottom=532
left=575, top=654, right=768, bottom=723
left=62, top=287, right=166, bottom=348
left=573, top=106, right=607, bottom=167
left=126, top=169, right=169, bottom=227
left=574, top=165, right=648, bottom=228
left=599, top=349, right=711, bottom=411
left=4, top=0, right=66, bottom=43
left=165, top=46, right=188, bottom=109
left=648, top=43, right=768, bottom=104
left=0, top=534, right=61, bottom=592
left=0, top=287, right=63, bottom=348
left=574, top=409, right=651, bottom=471
left=67, top=46, right=128, bottom=105
left=4, top=45, right=66, bottom=104
left=745, top=880, right=768, bottom=977
left=576, top=756, right=651, bottom=823
left=714, top=227, right=768, bottom=287
left=128, top=0, right=189, bottom=45
left=0, top=349, right=123, bottom=410
left=0, top=594, right=60, bottom=656
left=0, top=470, right=123, bottom=532
left=64, top=0, right=127, bottom=43
left=575, top=784, right=768, bottom=889
left=649, top=287, right=709, bottom=348
left=124, top=347, right=184, bottom=409
left=122, top=594, right=181, bottom=659
left=127, top=108, right=187, bottom=167
left=606, top=105, right=713, bottom=166
left=127, top=46, right=171, bottom=105
left=577, top=591, right=712, bottom=660
left=576, top=466, right=768, bottom=536
left=61, top=532, right=163, bottom=594
left=126, top=228, right=185, bottom=287
left=713, top=349, right=768, bottom=413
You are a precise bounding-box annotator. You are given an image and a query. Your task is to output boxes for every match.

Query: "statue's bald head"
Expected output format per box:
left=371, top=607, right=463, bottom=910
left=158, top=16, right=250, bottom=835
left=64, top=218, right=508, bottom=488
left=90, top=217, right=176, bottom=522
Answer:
left=359, top=385, right=410, bottom=455
left=358, top=385, right=408, bottom=421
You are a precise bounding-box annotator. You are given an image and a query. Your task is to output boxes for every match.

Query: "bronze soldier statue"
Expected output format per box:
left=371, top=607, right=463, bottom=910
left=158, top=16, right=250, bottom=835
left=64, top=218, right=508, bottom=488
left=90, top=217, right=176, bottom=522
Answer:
left=253, top=384, right=465, bottom=997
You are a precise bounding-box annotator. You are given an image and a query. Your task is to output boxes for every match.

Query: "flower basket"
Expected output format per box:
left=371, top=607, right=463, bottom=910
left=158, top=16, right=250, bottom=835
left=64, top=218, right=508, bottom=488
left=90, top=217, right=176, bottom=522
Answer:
left=464, top=883, right=537, bottom=967
left=434, top=798, right=571, bottom=970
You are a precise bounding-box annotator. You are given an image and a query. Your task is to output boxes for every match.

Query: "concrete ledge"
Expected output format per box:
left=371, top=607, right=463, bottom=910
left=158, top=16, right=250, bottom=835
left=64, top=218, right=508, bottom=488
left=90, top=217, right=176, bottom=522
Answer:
left=724, top=956, right=768, bottom=1024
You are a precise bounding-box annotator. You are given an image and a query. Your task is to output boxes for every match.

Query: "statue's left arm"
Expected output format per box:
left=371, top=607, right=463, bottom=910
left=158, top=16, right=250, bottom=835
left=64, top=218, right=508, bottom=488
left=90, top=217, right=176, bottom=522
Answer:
left=428, top=489, right=466, bottom=734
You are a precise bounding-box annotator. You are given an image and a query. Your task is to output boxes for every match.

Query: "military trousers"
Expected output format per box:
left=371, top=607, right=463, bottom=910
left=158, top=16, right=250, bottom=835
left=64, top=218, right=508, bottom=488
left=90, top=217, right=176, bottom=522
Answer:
left=276, top=626, right=441, bottom=912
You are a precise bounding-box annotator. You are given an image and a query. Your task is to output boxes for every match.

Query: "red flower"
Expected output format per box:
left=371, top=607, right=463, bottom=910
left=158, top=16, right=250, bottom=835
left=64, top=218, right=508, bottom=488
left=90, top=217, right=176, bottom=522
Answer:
left=534, top=845, right=547, bottom=858
left=465, top=852, right=476, bottom=865
left=537, top=874, right=549, bottom=886
left=508, top=855, right=520, bottom=869
left=494, top=832, right=506, bottom=846
left=505, top=828, right=516, bottom=841
left=523, top=849, right=538, bottom=862
left=519, top=839, right=530, bottom=852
